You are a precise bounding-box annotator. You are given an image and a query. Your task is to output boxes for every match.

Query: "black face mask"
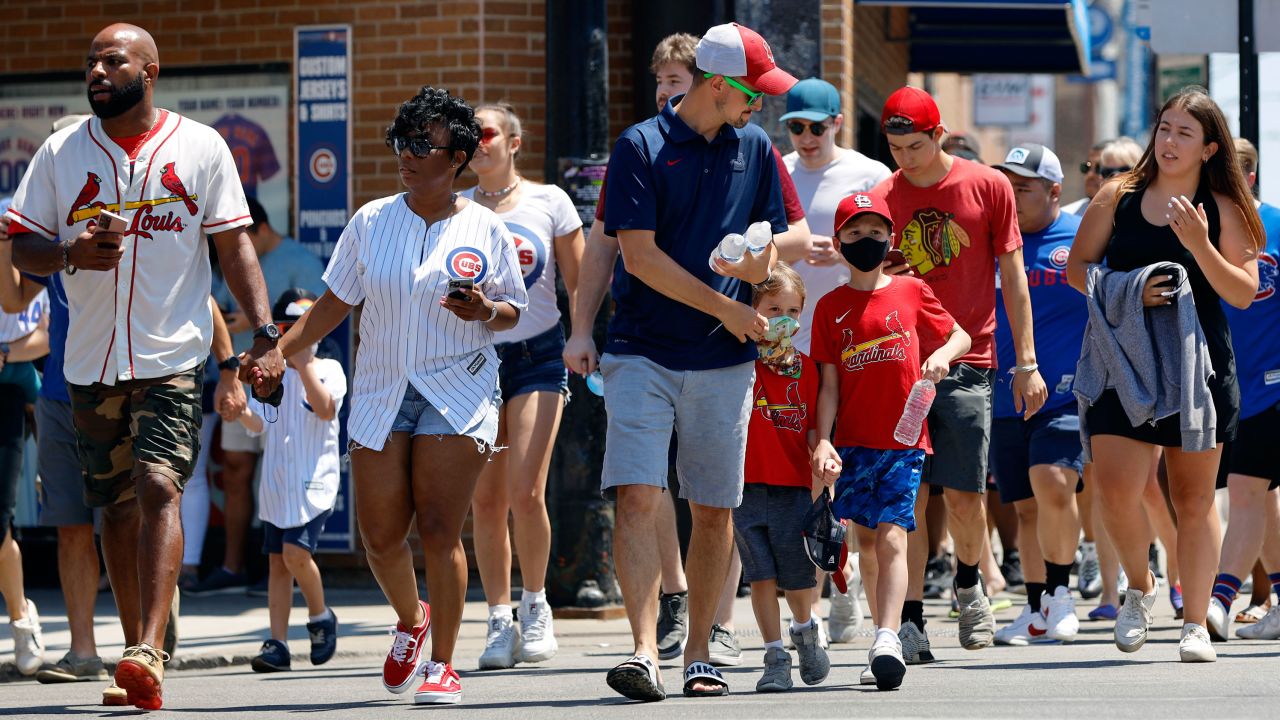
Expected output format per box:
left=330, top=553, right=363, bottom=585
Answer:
left=841, top=236, right=889, bottom=272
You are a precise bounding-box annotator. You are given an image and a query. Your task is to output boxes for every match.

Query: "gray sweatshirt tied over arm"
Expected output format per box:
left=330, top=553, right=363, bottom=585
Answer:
left=1073, top=261, right=1216, bottom=461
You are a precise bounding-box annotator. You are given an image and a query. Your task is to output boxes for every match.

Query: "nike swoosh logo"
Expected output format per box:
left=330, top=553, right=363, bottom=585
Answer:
left=666, top=158, right=683, bottom=166
left=1028, top=624, right=1048, bottom=636
left=835, top=309, right=852, bottom=323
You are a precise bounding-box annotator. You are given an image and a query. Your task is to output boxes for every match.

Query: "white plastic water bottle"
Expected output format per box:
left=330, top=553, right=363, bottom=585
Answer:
left=743, top=221, right=773, bottom=255
left=893, top=379, right=937, bottom=445
left=585, top=370, right=605, bottom=396
left=708, top=233, right=748, bottom=270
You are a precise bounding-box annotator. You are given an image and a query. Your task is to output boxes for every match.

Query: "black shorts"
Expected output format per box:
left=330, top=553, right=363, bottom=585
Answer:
left=1085, top=384, right=1239, bottom=448
left=1215, top=403, right=1280, bottom=490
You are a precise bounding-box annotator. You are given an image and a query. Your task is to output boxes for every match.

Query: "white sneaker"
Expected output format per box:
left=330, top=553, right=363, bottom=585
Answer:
left=827, top=567, right=864, bottom=644
left=10, top=598, right=44, bottom=676
left=868, top=638, right=906, bottom=690
left=518, top=595, right=558, bottom=663
left=1206, top=596, right=1231, bottom=642
left=859, top=665, right=875, bottom=685
left=1044, top=587, right=1080, bottom=643
left=814, top=615, right=830, bottom=649
left=1077, top=542, right=1102, bottom=599
left=1236, top=604, right=1280, bottom=640
left=1117, top=567, right=1129, bottom=596
left=994, top=604, right=1052, bottom=646
left=478, top=614, right=520, bottom=670
left=1179, top=623, right=1217, bottom=662
left=1114, top=582, right=1157, bottom=653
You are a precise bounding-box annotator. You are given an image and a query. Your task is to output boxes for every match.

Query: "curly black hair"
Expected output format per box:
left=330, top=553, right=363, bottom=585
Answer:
left=385, top=86, right=480, bottom=178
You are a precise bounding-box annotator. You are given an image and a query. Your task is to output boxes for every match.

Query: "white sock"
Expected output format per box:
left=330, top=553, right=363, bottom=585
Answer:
left=489, top=604, right=513, bottom=621
left=308, top=608, right=333, bottom=624
left=521, top=589, right=546, bottom=607
left=764, top=639, right=784, bottom=650
left=875, top=628, right=897, bottom=646
left=790, top=618, right=815, bottom=633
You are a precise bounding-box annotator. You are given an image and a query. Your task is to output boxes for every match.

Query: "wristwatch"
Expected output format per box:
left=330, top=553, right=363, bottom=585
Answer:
left=253, top=323, right=281, bottom=345
left=217, top=356, right=241, bottom=373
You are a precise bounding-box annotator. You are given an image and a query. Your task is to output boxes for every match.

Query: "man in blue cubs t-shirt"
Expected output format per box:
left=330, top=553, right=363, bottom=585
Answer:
left=600, top=22, right=795, bottom=700
left=1205, top=138, right=1280, bottom=641
left=989, top=144, right=1088, bottom=645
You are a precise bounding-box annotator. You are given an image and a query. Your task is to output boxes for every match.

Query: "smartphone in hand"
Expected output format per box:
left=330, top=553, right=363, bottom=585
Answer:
left=446, top=277, right=474, bottom=300
left=96, top=209, right=128, bottom=248
left=885, top=248, right=906, bottom=266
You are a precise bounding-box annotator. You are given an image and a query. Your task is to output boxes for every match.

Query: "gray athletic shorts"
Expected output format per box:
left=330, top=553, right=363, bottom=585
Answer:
left=923, top=363, right=995, bottom=494
left=36, top=397, right=99, bottom=528
left=733, top=483, right=817, bottom=591
left=599, top=353, right=753, bottom=509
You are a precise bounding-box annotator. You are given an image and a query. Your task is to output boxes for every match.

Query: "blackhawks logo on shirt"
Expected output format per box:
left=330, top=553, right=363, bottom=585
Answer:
left=899, top=208, right=971, bottom=276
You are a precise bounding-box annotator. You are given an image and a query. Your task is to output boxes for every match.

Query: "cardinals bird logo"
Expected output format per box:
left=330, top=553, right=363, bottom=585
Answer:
left=66, top=172, right=105, bottom=226
left=754, top=380, right=808, bottom=432
left=840, top=311, right=909, bottom=371
left=160, top=163, right=199, bottom=216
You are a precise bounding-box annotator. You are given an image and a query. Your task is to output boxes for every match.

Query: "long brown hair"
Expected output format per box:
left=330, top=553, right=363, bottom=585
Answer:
left=1116, top=86, right=1264, bottom=250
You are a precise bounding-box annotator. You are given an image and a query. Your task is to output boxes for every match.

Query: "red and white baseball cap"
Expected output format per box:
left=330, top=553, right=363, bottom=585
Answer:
left=881, top=86, right=942, bottom=136
left=834, top=191, right=895, bottom=235
left=695, top=23, right=798, bottom=96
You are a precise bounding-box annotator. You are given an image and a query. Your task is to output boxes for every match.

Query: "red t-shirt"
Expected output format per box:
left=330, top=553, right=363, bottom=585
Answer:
left=873, top=157, right=1021, bottom=367
left=745, top=354, right=819, bottom=487
left=810, top=277, right=956, bottom=451
left=594, top=145, right=805, bottom=225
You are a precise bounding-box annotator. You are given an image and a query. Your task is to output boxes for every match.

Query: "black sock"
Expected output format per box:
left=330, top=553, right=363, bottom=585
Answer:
left=1026, top=582, right=1047, bottom=612
left=902, top=600, right=925, bottom=630
left=1046, top=562, right=1073, bottom=593
left=955, top=561, right=980, bottom=589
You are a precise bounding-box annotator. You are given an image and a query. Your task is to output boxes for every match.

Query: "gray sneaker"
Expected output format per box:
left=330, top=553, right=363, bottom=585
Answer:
left=755, top=647, right=793, bottom=693
left=898, top=621, right=935, bottom=664
left=956, top=584, right=996, bottom=650
left=36, top=651, right=109, bottom=684
left=707, top=624, right=742, bottom=667
left=656, top=592, right=688, bottom=661
left=788, top=621, right=830, bottom=686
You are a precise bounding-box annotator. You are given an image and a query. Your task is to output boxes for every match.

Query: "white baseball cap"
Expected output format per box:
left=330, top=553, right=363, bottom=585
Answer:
left=995, top=143, right=1064, bottom=184
left=695, top=23, right=797, bottom=96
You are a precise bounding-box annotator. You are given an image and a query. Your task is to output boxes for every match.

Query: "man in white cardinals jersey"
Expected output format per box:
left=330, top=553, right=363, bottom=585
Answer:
left=5, top=23, right=283, bottom=711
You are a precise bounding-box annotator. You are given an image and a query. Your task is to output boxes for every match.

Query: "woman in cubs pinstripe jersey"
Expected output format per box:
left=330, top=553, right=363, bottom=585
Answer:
left=277, top=88, right=527, bottom=706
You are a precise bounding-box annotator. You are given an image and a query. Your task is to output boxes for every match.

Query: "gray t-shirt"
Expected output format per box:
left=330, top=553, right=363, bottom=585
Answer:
left=782, top=148, right=892, bottom=354
left=214, top=236, right=327, bottom=352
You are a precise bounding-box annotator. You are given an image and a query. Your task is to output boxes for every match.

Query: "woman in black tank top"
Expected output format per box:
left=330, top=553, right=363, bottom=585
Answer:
left=1066, top=87, right=1265, bottom=663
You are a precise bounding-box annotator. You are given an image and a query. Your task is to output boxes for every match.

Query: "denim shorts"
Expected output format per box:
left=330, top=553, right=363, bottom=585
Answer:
left=390, top=384, right=500, bottom=448
left=263, top=509, right=333, bottom=554
left=989, top=404, right=1084, bottom=504
left=833, top=446, right=925, bottom=531
left=496, top=325, right=569, bottom=400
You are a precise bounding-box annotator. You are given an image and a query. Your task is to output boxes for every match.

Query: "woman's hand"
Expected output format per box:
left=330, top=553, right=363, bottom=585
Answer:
left=1142, top=274, right=1176, bottom=307
left=1167, top=194, right=1211, bottom=252
left=440, top=285, right=498, bottom=322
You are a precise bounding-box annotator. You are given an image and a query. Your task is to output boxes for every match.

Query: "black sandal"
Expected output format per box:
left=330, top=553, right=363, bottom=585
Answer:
left=682, top=661, right=729, bottom=697
left=606, top=654, right=666, bottom=702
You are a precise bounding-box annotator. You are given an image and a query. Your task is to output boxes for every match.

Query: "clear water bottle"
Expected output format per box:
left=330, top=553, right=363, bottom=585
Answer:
left=743, top=221, right=773, bottom=255
left=708, top=233, right=747, bottom=271
left=585, top=370, right=605, bottom=396
left=893, top=379, right=936, bottom=445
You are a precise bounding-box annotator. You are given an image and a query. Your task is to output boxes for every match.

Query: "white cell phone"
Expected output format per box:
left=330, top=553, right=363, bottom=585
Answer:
left=96, top=210, right=128, bottom=247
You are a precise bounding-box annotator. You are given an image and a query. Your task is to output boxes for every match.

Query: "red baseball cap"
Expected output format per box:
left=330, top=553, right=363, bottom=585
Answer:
left=834, top=191, right=894, bottom=236
left=696, top=23, right=798, bottom=96
left=881, top=86, right=942, bottom=135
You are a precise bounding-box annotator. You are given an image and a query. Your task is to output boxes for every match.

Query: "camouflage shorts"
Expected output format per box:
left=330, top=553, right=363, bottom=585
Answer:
left=68, top=366, right=203, bottom=508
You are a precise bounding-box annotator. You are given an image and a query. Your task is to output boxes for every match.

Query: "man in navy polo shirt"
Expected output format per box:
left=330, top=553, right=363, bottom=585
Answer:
left=599, top=22, right=796, bottom=701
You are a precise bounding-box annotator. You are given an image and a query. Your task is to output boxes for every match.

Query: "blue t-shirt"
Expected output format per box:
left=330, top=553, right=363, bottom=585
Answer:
left=26, top=272, right=70, bottom=403
left=1223, top=202, right=1280, bottom=419
left=994, top=212, right=1085, bottom=419
left=603, top=95, right=788, bottom=370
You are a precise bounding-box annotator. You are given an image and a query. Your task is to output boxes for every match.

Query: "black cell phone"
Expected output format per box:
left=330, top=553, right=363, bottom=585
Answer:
left=447, top=277, right=474, bottom=300
left=1156, top=267, right=1182, bottom=289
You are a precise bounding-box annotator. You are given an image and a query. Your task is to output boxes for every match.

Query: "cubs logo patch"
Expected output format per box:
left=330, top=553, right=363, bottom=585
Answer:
left=446, top=246, right=488, bottom=280
left=1049, top=245, right=1070, bottom=270
left=505, top=222, right=545, bottom=289
left=1256, top=252, right=1277, bottom=301
left=1006, top=147, right=1029, bottom=164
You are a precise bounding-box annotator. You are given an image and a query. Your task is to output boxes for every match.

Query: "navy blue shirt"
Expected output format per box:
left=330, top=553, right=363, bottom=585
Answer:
left=603, top=95, right=788, bottom=370
left=26, top=272, right=70, bottom=403
left=994, top=212, right=1085, bottom=418
left=1223, top=202, right=1280, bottom=419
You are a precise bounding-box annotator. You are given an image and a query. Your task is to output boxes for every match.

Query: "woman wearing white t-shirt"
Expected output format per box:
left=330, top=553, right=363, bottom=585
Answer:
left=461, top=104, right=584, bottom=670
left=278, top=88, right=527, bottom=706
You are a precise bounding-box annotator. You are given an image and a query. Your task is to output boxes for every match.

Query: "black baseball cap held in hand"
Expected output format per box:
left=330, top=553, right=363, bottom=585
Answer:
left=802, top=488, right=849, bottom=593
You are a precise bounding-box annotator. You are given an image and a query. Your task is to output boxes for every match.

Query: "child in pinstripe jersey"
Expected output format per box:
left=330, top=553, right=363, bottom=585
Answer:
left=233, top=289, right=347, bottom=673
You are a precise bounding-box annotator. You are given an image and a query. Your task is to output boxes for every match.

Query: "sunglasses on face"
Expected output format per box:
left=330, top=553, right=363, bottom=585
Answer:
left=1080, top=161, right=1099, bottom=175
left=391, top=135, right=453, bottom=158
left=787, top=121, right=830, bottom=137
left=1098, top=165, right=1131, bottom=180
left=704, top=73, right=764, bottom=104
left=479, top=127, right=501, bottom=144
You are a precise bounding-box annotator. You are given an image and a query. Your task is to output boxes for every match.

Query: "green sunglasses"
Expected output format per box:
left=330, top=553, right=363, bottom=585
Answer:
left=704, top=73, right=764, bottom=104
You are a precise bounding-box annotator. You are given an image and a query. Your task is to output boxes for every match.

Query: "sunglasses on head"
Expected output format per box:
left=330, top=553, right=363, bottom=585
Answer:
left=391, top=135, right=454, bottom=158
left=787, top=120, right=830, bottom=137
left=1098, top=165, right=1131, bottom=180
left=704, top=73, right=764, bottom=104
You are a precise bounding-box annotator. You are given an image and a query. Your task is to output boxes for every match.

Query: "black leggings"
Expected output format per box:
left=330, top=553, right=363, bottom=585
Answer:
left=0, top=383, right=27, bottom=539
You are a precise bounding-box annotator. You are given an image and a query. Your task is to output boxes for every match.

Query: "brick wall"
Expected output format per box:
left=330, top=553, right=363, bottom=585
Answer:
left=852, top=5, right=911, bottom=143
left=820, top=0, right=855, bottom=150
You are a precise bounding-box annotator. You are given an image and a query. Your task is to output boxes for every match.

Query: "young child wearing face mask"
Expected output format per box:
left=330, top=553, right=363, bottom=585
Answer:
left=734, top=262, right=832, bottom=694
left=810, top=192, right=970, bottom=690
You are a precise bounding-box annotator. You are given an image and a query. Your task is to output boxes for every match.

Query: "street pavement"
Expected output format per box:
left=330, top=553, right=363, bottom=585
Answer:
left=2, top=586, right=1279, bottom=718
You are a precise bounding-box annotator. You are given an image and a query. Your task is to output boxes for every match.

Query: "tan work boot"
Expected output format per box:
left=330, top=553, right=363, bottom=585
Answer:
left=115, top=643, right=170, bottom=710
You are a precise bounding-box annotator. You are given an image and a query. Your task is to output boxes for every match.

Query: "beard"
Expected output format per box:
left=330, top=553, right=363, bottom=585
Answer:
left=87, top=73, right=146, bottom=119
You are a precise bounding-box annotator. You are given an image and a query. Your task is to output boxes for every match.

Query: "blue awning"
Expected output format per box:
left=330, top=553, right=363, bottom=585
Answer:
left=856, top=1, right=1092, bottom=76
